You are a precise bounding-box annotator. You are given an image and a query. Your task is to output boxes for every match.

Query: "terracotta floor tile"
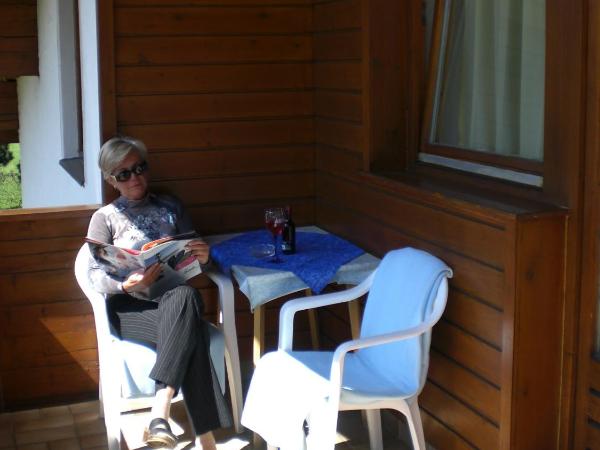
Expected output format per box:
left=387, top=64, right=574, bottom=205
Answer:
left=69, top=402, right=100, bottom=417
left=14, top=415, right=74, bottom=433
left=15, top=425, right=76, bottom=446
left=8, top=411, right=41, bottom=425
left=2, top=399, right=414, bottom=450
left=72, top=411, right=101, bottom=426
left=39, top=407, right=70, bottom=419
left=77, top=433, right=107, bottom=449
left=74, top=419, right=105, bottom=438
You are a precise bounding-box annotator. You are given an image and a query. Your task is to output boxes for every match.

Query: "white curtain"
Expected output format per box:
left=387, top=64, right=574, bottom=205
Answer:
left=432, top=0, right=545, bottom=160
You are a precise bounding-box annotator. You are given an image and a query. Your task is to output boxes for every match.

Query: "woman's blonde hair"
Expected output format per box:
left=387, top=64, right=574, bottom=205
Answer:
left=98, top=136, right=148, bottom=181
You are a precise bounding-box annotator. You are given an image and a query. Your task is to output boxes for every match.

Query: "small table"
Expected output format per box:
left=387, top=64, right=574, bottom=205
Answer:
left=207, top=226, right=380, bottom=366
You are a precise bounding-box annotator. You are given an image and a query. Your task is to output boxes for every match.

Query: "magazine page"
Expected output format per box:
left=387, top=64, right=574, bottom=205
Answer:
left=140, top=239, right=202, bottom=282
left=85, top=238, right=144, bottom=279
left=86, top=236, right=202, bottom=293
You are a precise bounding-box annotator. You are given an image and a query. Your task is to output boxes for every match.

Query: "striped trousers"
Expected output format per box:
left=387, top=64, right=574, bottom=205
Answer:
left=107, top=285, right=231, bottom=435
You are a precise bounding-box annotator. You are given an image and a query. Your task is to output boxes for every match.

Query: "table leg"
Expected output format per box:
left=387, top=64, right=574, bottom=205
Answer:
left=253, top=304, right=265, bottom=367
left=305, top=289, right=321, bottom=350
left=348, top=298, right=362, bottom=340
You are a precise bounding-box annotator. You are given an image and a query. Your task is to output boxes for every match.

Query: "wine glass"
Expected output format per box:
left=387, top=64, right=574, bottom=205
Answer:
left=264, top=207, right=286, bottom=263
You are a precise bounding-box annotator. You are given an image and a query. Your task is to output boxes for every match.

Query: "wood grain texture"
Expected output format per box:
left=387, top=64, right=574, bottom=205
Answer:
left=115, top=6, right=311, bottom=35
left=0, top=208, right=98, bottom=409
left=0, top=1, right=37, bottom=77
left=116, top=63, right=313, bottom=94
left=0, top=80, right=18, bottom=144
left=116, top=35, right=312, bottom=65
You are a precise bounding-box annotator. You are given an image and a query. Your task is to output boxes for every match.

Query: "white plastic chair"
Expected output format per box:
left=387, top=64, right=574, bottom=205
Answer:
left=242, top=247, right=453, bottom=450
left=74, top=244, right=243, bottom=450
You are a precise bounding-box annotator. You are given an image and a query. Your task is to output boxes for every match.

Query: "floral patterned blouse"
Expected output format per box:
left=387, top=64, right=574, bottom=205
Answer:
left=86, top=193, right=196, bottom=299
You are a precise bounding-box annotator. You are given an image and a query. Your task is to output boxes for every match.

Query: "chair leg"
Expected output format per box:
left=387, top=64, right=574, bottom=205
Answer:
left=104, top=402, right=121, bottom=450
left=405, top=399, right=426, bottom=450
left=224, top=343, right=243, bottom=433
left=99, top=365, right=123, bottom=450
left=365, top=409, right=383, bottom=450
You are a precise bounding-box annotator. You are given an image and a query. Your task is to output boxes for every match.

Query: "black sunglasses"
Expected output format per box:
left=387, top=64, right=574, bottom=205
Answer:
left=111, top=161, right=148, bottom=182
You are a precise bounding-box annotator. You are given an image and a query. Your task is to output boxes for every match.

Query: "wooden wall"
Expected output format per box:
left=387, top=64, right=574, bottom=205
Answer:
left=0, top=208, right=98, bottom=410
left=100, top=0, right=315, bottom=234
left=575, top=1, right=600, bottom=448
left=0, top=0, right=38, bottom=77
left=0, top=0, right=37, bottom=143
left=313, top=1, right=568, bottom=449
left=97, top=0, right=317, bottom=366
left=0, top=6, right=588, bottom=450
left=0, top=80, right=18, bottom=144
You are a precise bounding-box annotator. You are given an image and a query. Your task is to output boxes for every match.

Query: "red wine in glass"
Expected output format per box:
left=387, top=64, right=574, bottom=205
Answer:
left=264, top=207, right=285, bottom=262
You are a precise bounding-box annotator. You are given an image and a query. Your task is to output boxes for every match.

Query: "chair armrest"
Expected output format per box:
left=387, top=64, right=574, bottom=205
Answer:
left=204, top=269, right=236, bottom=328
left=327, top=277, right=449, bottom=394
left=278, top=272, right=375, bottom=351
left=327, top=322, right=433, bottom=396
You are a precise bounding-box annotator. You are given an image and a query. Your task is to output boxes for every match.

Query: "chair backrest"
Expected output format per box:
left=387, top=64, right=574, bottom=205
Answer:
left=75, top=244, right=113, bottom=344
left=358, top=247, right=452, bottom=395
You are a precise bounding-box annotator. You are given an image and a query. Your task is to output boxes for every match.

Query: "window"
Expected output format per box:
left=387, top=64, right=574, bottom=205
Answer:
left=421, top=0, right=546, bottom=186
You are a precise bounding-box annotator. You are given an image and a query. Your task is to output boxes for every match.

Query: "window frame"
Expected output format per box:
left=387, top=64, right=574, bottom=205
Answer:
left=419, top=0, right=546, bottom=181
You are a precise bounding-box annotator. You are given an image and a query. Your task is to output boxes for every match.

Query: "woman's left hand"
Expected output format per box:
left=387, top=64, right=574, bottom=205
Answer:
left=186, top=239, right=210, bottom=264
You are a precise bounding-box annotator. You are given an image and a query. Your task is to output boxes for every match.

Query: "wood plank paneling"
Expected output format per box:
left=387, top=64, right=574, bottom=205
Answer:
left=421, top=409, right=477, bottom=450
left=110, top=0, right=315, bottom=243
left=314, top=61, right=361, bottom=91
left=0, top=80, right=18, bottom=143
left=121, top=118, right=313, bottom=150
left=117, top=91, right=313, bottom=125
left=313, top=31, right=361, bottom=61
left=587, top=419, right=600, bottom=450
left=187, top=198, right=314, bottom=235
left=0, top=1, right=37, bottom=77
left=313, top=0, right=360, bottom=31
left=315, top=119, right=362, bottom=154
left=115, top=6, right=311, bottom=35
left=428, top=350, right=501, bottom=424
left=315, top=184, right=507, bottom=310
left=116, top=35, right=312, bottom=65
left=0, top=208, right=98, bottom=409
left=148, top=146, right=314, bottom=180
left=2, top=362, right=99, bottom=407
left=316, top=173, right=509, bottom=270
left=156, top=172, right=314, bottom=206
left=432, top=321, right=501, bottom=387
left=420, top=382, right=500, bottom=449
left=117, top=0, right=311, bottom=5
left=116, top=63, right=313, bottom=95
left=445, top=290, right=502, bottom=349
left=314, top=91, right=361, bottom=122
left=309, top=2, right=567, bottom=441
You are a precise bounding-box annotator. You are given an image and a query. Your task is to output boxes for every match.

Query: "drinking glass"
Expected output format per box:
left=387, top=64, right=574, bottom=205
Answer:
left=264, top=207, right=286, bottom=263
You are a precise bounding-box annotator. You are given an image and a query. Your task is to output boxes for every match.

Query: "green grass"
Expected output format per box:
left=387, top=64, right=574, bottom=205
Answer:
left=0, top=143, right=22, bottom=209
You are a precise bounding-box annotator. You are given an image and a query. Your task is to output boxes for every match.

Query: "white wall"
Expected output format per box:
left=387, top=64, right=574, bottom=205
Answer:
left=19, top=0, right=102, bottom=208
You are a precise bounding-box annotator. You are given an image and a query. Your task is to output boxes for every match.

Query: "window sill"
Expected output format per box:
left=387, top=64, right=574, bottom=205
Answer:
left=360, top=164, right=565, bottom=219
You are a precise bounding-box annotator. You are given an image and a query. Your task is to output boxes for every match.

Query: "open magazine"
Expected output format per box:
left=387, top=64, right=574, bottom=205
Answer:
left=85, top=231, right=202, bottom=297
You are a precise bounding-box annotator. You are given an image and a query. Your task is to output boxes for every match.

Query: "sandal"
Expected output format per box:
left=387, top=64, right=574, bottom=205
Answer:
left=143, top=417, right=178, bottom=449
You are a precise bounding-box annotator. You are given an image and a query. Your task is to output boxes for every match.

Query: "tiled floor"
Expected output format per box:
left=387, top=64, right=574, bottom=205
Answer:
left=0, top=399, right=411, bottom=450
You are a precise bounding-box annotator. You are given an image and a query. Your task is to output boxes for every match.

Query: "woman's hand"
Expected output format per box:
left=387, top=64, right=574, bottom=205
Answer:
left=122, top=263, right=161, bottom=293
left=186, top=239, right=210, bottom=265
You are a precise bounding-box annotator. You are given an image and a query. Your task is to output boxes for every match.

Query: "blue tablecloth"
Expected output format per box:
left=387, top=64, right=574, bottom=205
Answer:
left=210, top=230, right=364, bottom=294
